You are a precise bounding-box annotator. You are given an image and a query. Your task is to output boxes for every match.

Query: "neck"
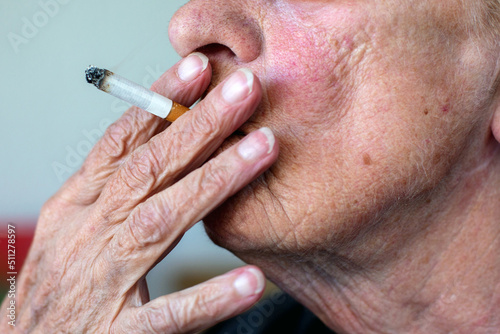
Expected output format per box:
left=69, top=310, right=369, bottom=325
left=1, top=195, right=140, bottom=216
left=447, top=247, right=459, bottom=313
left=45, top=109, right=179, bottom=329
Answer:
left=251, top=141, right=500, bottom=334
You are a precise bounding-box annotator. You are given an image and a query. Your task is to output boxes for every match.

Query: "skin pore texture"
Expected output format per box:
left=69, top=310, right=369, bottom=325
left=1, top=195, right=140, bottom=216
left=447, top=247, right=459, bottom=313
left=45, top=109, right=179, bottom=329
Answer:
left=169, top=0, right=500, bottom=333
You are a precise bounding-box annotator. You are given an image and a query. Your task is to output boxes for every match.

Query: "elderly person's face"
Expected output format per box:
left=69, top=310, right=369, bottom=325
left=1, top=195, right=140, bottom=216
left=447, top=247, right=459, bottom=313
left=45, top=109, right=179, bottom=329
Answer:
left=170, top=1, right=498, bottom=263
left=5, top=1, right=500, bottom=333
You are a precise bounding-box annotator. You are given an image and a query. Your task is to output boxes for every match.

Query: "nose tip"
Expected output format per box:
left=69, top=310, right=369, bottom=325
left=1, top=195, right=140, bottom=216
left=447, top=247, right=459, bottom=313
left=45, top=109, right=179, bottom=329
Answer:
left=168, top=0, right=262, bottom=63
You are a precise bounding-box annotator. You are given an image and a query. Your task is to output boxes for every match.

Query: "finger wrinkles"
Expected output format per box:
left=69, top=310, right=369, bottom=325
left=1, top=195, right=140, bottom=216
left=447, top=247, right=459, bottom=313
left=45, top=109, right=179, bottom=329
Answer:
left=92, top=70, right=258, bottom=222
left=184, top=99, right=224, bottom=139
left=94, top=141, right=173, bottom=225
left=119, top=163, right=233, bottom=251
left=59, top=109, right=166, bottom=206
left=149, top=103, right=233, bottom=183
left=86, top=108, right=165, bottom=174
left=150, top=162, right=236, bottom=228
left=98, top=110, right=167, bottom=166
left=197, top=163, right=236, bottom=199
left=124, top=145, right=163, bottom=191
left=98, top=114, right=135, bottom=160
left=71, top=121, right=134, bottom=205
left=125, top=277, right=245, bottom=334
left=97, top=104, right=235, bottom=219
left=136, top=306, right=172, bottom=333
left=56, top=57, right=211, bottom=208
left=126, top=200, right=175, bottom=249
left=102, top=230, right=138, bottom=276
left=104, top=163, right=238, bottom=280
left=106, top=145, right=161, bottom=201
left=186, top=285, right=224, bottom=321
left=160, top=290, right=218, bottom=333
left=163, top=298, right=186, bottom=333
left=86, top=112, right=141, bottom=168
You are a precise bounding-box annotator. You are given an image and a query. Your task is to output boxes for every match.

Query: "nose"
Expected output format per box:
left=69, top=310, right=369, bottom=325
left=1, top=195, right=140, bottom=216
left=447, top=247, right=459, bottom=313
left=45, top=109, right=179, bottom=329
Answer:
left=168, top=0, right=262, bottom=63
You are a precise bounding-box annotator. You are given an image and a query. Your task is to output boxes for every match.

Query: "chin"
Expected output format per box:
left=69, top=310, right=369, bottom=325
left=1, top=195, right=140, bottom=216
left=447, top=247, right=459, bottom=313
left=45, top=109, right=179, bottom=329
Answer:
left=203, top=175, right=278, bottom=255
left=202, top=172, right=334, bottom=260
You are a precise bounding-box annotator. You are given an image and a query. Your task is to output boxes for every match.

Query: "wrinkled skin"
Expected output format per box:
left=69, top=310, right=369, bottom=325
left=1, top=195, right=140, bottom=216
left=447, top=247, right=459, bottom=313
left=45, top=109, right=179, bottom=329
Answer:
left=3, top=0, right=500, bottom=333
left=1, top=58, right=275, bottom=332
left=169, top=0, right=496, bottom=261
left=169, top=0, right=500, bottom=332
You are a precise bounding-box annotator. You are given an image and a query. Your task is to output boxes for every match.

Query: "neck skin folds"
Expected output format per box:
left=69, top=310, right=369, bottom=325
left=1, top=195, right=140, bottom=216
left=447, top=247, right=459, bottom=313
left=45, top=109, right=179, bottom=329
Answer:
left=241, top=138, right=500, bottom=334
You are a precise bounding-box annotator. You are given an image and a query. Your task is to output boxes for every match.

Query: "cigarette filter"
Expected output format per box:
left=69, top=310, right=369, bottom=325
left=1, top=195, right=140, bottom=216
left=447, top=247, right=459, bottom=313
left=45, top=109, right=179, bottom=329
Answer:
left=85, top=66, right=189, bottom=122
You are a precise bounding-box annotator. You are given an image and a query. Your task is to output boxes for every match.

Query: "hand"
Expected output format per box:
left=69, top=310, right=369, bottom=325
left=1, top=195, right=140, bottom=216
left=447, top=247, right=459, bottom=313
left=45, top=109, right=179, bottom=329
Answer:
left=1, top=53, right=278, bottom=333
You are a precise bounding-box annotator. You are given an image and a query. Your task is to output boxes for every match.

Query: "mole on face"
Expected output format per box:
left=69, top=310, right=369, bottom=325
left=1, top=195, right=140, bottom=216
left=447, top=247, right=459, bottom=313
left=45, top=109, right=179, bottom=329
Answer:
left=363, top=153, right=372, bottom=165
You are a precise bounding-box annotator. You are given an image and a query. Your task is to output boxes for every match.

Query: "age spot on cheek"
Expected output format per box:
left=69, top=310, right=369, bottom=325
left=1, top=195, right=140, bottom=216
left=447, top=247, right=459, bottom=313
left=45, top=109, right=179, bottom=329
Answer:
left=441, top=104, right=450, bottom=114
left=363, top=153, right=372, bottom=165
left=441, top=98, right=451, bottom=114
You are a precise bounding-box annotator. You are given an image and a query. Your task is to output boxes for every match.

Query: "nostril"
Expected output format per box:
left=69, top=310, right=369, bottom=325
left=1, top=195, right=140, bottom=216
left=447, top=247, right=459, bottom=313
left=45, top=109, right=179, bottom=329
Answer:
left=196, top=44, right=239, bottom=92
left=196, top=43, right=238, bottom=62
left=197, top=43, right=236, bottom=57
left=169, top=1, right=262, bottom=63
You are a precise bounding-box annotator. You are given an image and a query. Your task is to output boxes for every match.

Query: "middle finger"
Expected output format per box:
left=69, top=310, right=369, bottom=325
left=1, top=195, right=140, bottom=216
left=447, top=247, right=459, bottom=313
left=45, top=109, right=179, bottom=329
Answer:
left=94, top=68, right=261, bottom=224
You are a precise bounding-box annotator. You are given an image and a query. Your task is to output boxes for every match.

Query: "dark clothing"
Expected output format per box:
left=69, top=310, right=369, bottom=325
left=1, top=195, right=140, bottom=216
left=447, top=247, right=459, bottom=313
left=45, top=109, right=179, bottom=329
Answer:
left=205, top=292, right=336, bottom=334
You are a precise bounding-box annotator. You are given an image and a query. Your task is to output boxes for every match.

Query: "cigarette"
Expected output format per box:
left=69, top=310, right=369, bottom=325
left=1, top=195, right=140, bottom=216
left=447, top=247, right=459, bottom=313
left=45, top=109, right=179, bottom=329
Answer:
left=85, top=66, right=189, bottom=122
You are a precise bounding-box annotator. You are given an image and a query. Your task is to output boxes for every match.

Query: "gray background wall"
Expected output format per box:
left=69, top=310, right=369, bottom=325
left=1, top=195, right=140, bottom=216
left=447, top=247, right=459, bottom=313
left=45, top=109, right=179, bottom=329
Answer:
left=1, top=0, right=244, bottom=298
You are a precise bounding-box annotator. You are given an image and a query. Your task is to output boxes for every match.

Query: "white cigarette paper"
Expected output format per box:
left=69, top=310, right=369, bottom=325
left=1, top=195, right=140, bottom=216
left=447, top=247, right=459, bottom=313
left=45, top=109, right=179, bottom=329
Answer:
left=85, top=66, right=189, bottom=122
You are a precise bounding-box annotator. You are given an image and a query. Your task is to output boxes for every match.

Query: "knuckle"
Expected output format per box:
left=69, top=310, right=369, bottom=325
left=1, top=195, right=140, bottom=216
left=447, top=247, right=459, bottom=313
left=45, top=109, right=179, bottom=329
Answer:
left=161, top=286, right=222, bottom=332
left=198, top=163, right=232, bottom=196
left=136, top=306, right=169, bottom=334
left=104, top=231, right=136, bottom=271
left=40, top=196, right=58, bottom=216
left=119, top=146, right=162, bottom=192
left=127, top=202, right=173, bottom=248
left=192, top=286, right=221, bottom=319
left=163, top=300, right=185, bottom=333
left=100, top=115, right=134, bottom=158
left=39, top=195, right=68, bottom=222
left=187, top=103, right=222, bottom=138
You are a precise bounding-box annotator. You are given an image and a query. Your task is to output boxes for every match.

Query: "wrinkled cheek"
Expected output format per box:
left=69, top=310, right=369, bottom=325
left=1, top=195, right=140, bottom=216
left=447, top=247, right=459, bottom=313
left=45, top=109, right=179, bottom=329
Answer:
left=261, top=25, right=368, bottom=134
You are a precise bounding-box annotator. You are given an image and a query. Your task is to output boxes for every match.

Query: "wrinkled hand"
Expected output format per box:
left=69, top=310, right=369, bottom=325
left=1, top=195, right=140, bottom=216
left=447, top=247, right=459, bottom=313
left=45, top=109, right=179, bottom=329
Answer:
left=1, top=53, right=278, bottom=333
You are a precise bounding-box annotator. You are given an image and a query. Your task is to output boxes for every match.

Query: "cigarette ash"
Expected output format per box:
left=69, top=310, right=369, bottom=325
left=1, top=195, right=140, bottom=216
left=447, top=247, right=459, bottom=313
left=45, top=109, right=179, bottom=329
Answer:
left=85, top=66, right=106, bottom=89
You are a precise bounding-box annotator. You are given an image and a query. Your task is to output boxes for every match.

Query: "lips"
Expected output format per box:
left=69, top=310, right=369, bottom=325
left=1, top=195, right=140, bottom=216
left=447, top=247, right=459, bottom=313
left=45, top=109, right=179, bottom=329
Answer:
left=232, top=128, right=247, bottom=137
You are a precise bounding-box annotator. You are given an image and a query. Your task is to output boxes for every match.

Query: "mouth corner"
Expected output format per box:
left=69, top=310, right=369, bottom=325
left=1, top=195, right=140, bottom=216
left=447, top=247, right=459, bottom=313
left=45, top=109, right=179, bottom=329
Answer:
left=232, top=129, right=247, bottom=137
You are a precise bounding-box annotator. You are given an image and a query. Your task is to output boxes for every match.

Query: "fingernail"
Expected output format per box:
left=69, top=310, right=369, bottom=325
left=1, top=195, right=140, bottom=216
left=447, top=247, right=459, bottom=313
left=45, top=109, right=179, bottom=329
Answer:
left=238, top=127, right=275, bottom=161
left=177, top=52, right=209, bottom=82
left=222, top=68, right=254, bottom=104
left=234, top=268, right=265, bottom=297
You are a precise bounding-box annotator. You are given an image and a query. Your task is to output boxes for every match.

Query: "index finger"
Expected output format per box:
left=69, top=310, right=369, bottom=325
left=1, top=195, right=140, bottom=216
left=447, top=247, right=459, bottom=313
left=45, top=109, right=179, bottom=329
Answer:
left=57, top=53, right=211, bottom=206
left=93, top=68, right=263, bottom=224
left=103, top=127, right=278, bottom=285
